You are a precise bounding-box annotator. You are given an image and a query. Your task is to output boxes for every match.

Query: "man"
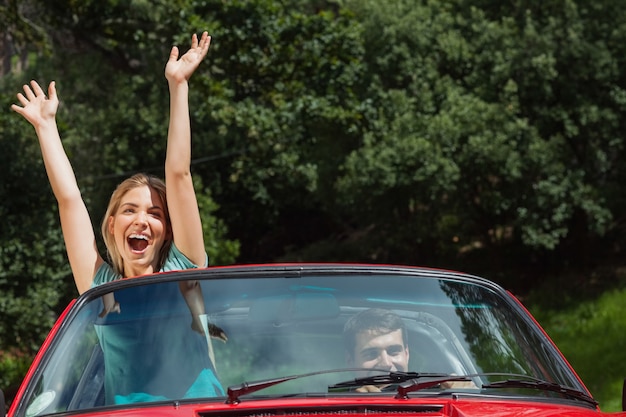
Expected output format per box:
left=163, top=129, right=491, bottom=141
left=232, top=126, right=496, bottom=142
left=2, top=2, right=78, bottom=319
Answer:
left=344, top=308, right=409, bottom=376
left=343, top=308, right=474, bottom=392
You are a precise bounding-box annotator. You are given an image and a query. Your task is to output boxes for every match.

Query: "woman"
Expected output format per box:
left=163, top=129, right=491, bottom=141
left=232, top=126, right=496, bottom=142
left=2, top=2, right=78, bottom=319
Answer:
left=12, top=32, right=225, bottom=402
left=11, top=32, right=210, bottom=294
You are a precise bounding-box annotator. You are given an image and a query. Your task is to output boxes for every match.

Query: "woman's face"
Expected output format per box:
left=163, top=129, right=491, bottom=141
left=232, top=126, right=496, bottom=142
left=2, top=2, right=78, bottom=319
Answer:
left=108, top=185, right=169, bottom=277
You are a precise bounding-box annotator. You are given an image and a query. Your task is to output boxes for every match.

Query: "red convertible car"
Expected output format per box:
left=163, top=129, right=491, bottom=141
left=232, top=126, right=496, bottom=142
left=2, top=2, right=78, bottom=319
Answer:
left=3, top=264, right=626, bottom=417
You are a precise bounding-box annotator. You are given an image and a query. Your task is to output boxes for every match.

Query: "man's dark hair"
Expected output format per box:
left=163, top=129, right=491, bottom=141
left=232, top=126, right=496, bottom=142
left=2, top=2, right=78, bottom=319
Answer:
left=343, top=308, right=408, bottom=358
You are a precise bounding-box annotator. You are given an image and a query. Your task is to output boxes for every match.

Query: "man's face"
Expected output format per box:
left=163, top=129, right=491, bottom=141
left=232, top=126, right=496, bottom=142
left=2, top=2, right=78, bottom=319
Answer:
left=350, top=329, right=409, bottom=375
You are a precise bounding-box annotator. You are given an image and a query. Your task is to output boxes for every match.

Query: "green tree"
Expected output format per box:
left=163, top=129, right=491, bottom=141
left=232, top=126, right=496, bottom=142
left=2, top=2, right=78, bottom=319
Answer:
left=181, top=0, right=368, bottom=261
left=0, top=0, right=239, bottom=362
left=331, top=0, right=626, bottom=278
left=4, top=1, right=626, bottom=401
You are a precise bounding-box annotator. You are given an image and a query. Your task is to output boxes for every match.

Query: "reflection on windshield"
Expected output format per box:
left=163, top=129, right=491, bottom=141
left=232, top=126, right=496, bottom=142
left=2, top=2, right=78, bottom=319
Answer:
left=21, top=273, right=584, bottom=415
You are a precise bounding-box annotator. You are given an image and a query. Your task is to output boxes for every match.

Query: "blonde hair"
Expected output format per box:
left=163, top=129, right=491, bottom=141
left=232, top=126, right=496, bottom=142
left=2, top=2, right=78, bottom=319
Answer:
left=101, top=173, right=171, bottom=276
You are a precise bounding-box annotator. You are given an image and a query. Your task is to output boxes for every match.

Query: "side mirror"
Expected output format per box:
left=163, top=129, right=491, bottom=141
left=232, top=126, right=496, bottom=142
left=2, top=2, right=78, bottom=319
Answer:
left=622, top=379, right=626, bottom=411
left=0, top=388, right=5, bottom=416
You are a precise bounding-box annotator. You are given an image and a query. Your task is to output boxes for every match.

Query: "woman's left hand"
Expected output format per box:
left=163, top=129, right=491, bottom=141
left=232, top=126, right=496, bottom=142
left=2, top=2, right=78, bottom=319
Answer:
left=165, top=31, right=211, bottom=84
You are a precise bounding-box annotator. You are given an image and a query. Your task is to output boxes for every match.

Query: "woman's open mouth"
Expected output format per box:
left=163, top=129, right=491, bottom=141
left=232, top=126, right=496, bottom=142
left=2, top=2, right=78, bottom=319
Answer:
left=127, top=233, right=150, bottom=253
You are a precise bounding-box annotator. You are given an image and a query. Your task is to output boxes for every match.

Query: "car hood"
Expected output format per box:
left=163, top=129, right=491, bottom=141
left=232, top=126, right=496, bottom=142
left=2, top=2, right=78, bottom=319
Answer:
left=79, top=396, right=603, bottom=417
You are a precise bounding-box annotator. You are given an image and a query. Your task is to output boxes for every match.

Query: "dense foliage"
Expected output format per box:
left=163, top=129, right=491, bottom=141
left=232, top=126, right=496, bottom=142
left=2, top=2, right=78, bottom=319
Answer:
left=2, top=0, right=626, bottom=409
left=527, top=267, right=626, bottom=411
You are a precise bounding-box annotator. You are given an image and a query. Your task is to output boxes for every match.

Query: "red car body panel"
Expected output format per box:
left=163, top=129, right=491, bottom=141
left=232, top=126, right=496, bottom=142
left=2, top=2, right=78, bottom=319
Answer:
left=20, top=397, right=606, bottom=417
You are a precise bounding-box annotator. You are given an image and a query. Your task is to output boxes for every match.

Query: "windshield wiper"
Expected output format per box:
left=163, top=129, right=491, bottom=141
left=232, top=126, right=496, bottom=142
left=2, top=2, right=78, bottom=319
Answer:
left=394, top=374, right=475, bottom=399
left=227, top=371, right=597, bottom=408
left=394, top=372, right=597, bottom=405
left=482, top=378, right=598, bottom=407
left=226, top=368, right=388, bottom=404
left=328, top=372, right=453, bottom=391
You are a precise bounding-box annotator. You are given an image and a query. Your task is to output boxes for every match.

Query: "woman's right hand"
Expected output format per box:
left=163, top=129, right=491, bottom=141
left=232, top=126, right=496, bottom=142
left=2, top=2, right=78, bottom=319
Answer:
left=11, top=80, right=59, bottom=128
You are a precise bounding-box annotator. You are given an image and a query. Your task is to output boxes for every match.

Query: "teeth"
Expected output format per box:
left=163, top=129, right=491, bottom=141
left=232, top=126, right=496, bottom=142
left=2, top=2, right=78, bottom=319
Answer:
left=129, top=233, right=149, bottom=240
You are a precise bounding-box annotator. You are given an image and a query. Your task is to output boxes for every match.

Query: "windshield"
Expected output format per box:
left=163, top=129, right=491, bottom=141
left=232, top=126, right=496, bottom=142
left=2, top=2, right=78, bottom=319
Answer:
left=19, top=268, right=584, bottom=415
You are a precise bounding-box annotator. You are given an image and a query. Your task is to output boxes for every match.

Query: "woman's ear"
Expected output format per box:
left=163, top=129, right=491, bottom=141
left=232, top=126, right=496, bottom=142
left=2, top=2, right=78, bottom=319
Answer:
left=107, top=216, right=115, bottom=235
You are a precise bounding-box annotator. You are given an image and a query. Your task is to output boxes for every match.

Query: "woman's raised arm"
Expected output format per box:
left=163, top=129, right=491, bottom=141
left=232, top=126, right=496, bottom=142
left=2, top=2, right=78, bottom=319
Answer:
left=163, top=32, right=211, bottom=266
left=11, top=81, right=104, bottom=294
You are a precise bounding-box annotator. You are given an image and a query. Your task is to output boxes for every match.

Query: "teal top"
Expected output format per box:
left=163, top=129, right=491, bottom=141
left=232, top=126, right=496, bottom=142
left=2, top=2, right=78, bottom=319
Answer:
left=92, top=244, right=222, bottom=404
left=92, top=243, right=208, bottom=286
